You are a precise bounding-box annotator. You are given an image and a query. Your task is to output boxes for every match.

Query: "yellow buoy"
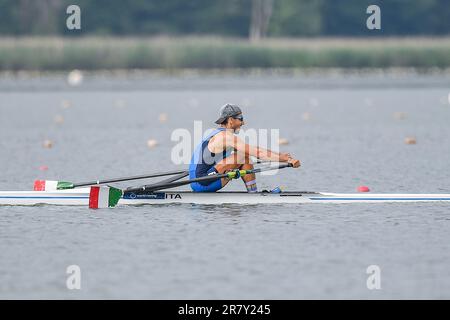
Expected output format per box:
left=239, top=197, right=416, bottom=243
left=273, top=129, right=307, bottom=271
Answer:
left=158, top=113, right=168, bottom=123
left=404, top=137, right=417, bottom=145
left=54, top=115, right=64, bottom=124
left=61, top=100, right=71, bottom=109
left=302, top=112, right=311, bottom=121
left=43, top=139, right=53, bottom=149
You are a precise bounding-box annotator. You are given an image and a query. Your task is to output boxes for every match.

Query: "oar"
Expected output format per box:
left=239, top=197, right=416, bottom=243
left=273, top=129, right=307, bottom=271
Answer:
left=34, top=160, right=273, bottom=191
left=34, top=169, right=187, bottom=191
left=128, top=171, right=189, bottom=191
left=129, top=163, right=293, bottom=193
left=121, top=163, right=274, bottom=194
left=89, top=163, right=293, bottom=209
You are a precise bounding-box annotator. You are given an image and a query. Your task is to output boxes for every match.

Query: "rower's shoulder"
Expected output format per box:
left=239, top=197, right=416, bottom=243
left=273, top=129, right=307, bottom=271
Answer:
left=222, top=130, right=239, bottom=143
left=212, top=129, right=233, bottom=139
left=222, top=130, right=235, bottom=138
left=209, top=130, right=234, bottom=147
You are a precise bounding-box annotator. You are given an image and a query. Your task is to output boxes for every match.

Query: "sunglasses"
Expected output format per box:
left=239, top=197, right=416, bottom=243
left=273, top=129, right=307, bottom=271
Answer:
left=232, top=115, right=244, bottom=121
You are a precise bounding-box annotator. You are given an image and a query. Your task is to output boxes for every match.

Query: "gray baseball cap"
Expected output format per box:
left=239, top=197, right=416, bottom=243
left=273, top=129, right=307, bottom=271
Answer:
left=215, top=104, right=242, bottom=124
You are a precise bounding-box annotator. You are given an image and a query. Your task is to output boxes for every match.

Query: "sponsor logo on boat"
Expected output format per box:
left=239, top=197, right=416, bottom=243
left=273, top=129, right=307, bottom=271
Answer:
left=123, top=192, right=165, bottom=200
left=123, top=192, right=182, bottom=200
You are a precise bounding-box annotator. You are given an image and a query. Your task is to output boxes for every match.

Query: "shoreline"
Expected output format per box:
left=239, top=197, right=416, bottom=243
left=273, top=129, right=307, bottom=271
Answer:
left=1, top=67, right=450, bottom=92
left=2, top=66, right=450, bottom=77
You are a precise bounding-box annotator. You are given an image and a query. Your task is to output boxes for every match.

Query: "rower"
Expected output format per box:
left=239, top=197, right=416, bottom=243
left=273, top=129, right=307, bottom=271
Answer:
left=189, top=103, right=300, bottom=192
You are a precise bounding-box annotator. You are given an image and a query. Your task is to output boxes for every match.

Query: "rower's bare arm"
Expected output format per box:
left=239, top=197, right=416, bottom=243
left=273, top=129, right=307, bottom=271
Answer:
left=229, top=134, right=300, bottom=167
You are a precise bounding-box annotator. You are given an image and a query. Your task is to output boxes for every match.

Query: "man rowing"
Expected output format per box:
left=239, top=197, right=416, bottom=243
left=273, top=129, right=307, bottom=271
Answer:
left=189, top=104, right=301, bottom=193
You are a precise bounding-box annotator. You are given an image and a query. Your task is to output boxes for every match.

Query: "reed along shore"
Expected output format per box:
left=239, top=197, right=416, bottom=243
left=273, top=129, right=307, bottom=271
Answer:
left=1, top=36, right=450, bottom=71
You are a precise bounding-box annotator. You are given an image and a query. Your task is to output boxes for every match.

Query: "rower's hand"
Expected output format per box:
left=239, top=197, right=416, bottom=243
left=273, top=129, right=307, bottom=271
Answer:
left=288, top=158, right=301, bottom=168
left=279, top=153, right=292, bottom=162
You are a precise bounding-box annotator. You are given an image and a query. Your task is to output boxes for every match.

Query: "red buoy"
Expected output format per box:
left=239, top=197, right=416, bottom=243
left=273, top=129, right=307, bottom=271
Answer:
left=34, top=180, right=46, bottom=191
left=357, top=186, right=370, bottom=192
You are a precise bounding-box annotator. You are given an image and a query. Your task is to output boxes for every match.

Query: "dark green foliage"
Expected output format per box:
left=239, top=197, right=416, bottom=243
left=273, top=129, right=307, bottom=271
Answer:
left=0, top=0, right=448, bottom=36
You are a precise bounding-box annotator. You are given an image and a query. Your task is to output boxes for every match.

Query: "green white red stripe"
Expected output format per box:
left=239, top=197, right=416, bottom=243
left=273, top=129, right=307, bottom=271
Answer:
left=89, top=186, right=123, bottom=209
left=33, top=180, right=74, bottom=191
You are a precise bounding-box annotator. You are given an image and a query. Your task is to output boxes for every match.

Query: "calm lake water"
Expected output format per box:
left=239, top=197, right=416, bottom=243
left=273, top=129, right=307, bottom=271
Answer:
left=1, top=71, right=450, bottom=299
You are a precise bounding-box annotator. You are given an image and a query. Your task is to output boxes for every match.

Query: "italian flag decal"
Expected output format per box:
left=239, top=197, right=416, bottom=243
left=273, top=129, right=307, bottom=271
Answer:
left=33, top=180, right=74, bottom=191
left=89, top=186, right=122, bottom=209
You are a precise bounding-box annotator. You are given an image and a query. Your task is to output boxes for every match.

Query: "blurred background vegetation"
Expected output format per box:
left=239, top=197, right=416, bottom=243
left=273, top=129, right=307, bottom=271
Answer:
left=0, top=0, right=449, bottom=70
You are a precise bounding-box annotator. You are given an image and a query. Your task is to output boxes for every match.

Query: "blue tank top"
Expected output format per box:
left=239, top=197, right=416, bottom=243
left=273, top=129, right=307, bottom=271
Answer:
left=189, top=128, right=231, bottom=179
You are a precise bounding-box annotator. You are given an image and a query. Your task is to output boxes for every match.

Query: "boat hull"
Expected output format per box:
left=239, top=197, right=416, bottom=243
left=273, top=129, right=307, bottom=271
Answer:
left=1, top=189, right=450, bottom=206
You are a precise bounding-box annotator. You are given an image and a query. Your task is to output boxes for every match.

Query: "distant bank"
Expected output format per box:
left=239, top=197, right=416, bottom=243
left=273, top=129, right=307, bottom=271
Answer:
left=1, top=36, right=450, bottom=71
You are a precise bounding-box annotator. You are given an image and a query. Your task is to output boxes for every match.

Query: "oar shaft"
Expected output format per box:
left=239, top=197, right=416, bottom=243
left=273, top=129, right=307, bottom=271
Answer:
left=72, top=169, right=187, bottom=188
left=127, top=163, right=292, bottom=193
left=125, top=171, right=189, bottom=192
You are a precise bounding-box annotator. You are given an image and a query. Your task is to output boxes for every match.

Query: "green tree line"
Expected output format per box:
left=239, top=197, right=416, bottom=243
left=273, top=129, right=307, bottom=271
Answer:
left=0, top=0, right=449, bottom=37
